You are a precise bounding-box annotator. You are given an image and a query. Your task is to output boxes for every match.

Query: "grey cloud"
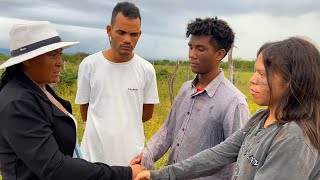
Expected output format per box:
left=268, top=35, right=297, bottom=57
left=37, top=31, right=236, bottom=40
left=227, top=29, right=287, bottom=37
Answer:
left=0, top=0, right=319, bottom=60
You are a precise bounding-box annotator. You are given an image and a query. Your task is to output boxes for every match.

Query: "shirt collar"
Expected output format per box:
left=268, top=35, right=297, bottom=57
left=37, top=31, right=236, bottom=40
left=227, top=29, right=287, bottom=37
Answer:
left=191, top=69, right=225, bottom=98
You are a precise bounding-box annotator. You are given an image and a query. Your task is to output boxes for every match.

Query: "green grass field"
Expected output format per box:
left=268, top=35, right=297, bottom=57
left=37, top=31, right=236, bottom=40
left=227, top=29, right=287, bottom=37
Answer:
left=0, top=63, right=259, bottom=179
left=57, top=63, right=260, bottom=169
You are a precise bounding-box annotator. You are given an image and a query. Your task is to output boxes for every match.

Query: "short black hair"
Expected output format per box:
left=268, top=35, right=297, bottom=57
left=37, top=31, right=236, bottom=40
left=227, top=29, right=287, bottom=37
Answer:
left=186, top=17, right=235, bottom=53
left=111, top=1, right=141, bottom=26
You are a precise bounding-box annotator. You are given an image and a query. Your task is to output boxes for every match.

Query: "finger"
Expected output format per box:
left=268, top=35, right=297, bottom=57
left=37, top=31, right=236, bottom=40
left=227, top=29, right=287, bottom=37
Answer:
left=141, top=165, right=146, bottom=171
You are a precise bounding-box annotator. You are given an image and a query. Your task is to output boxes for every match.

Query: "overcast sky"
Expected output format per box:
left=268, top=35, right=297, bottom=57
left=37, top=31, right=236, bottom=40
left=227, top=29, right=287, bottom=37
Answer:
left=0, top=0, right=319, bottom=61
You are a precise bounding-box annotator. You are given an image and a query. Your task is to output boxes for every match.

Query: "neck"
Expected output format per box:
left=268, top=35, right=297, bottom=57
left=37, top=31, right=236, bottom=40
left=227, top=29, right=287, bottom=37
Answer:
left=103, top=49, right=133, bottom=63
left=264, top=105, right=278, bottom=128
left=196, top=68, right=220, bottom=89
left=23, top=71, right=46, bottom=91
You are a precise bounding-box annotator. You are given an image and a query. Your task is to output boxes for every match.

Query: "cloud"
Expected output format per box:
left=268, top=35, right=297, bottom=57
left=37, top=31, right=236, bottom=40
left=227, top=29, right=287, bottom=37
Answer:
left=0, top=0, right=319, bottom=60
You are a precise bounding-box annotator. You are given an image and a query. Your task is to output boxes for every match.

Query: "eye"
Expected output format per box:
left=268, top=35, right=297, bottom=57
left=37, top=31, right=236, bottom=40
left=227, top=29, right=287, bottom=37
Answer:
left=259, top=72, right=266, bottom=76
left=117, top=30, right=125, bottom=35
left=130, top=33, right=139, bottom=37
left=198, top=47, right=205, bottom=52
left=48, top=52, right=63, bottom=59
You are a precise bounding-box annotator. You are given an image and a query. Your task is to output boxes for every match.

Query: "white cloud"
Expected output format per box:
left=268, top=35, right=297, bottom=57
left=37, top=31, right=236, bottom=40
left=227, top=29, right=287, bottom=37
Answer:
left=0, top=0, right=319, bottom=60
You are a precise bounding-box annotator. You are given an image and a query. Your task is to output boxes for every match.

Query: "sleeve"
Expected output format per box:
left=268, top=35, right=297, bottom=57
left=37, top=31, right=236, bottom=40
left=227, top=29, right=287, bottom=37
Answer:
left=75, top=60, right=91, bottom=105
left=223, top=102, right=250, bottom=139
left=150, top=127, right=246, bottom=180
left=143, top=66, right=159, bottom=104
left=1, top=98, right=132, bottom=180
left=142, top=99, right=178, bottom=170
left=254, top=136, right=318, bottom=180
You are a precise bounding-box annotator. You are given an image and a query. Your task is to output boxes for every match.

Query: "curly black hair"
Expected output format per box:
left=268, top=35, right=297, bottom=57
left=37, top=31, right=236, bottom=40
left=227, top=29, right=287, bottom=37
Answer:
left=186, top=17, right=235, bottom=52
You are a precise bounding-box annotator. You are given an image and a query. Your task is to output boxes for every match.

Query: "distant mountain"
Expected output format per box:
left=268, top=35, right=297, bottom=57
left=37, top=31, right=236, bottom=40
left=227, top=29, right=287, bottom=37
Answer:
left=0, top=48, right=10, bottom=56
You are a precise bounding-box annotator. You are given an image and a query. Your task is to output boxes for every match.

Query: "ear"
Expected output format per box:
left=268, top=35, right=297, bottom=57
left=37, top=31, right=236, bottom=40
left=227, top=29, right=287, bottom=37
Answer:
left=215, top=49, right=227, bottom=61
left=106, top=25, right=112, bottom=37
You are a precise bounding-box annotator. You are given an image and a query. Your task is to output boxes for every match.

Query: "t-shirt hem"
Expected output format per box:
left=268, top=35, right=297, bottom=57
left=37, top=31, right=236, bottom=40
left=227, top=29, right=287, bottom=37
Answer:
left=144, top=99, right=160, bottom=104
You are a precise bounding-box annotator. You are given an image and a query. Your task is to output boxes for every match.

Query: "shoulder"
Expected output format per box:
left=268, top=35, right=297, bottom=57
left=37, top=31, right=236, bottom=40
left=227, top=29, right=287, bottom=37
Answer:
left=181, top=80, right=193, bottom=90
left=0, top=81, right=36, bottom=107
left=0, top=85, right=41, bottom=123
left=133, top=54, right=155, bottom=71
left=79, top=51, right=104, bottom=67
left=279, top=122, right=312, bottom=141
left=218, top=77, right=247, bottom=104
left=275, top=121, right=318, bottom=156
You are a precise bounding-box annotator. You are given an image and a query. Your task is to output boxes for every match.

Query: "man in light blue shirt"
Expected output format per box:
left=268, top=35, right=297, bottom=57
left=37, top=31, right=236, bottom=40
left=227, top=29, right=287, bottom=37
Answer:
left=141, top=17, right=249, bottom=180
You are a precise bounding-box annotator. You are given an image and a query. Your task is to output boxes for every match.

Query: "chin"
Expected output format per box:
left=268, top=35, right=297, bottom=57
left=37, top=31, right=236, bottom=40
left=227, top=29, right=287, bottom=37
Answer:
left=253, top=99, right=268, bottom=106
left=190, top=68, right=200, bottom=74
left=119, top=51, right=131, bottom=56
left=50, top=78, right=60, bottom=84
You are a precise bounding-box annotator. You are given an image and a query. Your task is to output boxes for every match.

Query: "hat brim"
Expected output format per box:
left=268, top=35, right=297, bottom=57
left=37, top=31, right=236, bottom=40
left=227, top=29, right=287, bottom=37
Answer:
left=0, top=41, right=79, bottom=69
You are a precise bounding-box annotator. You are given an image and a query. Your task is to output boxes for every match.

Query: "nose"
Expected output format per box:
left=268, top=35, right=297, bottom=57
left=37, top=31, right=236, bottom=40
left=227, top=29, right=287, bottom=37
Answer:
left=189, top=48, right=197, bottom=60
left=56, top=56, right=64, bottom=68
left=250, top=73, right=258, bottom=85
left=123, top=34, right=131, bottom=44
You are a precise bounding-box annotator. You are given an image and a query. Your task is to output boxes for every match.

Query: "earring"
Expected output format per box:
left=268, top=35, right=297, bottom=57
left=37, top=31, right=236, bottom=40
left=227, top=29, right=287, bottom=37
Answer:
left=108, top=36, right=111, bottom=44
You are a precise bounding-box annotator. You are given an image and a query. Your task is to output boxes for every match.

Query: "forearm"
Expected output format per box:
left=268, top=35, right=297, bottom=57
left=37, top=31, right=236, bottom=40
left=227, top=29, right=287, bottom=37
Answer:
left=143, top=126, right=172, bottom=169
left=80, top=103, right=89, bottom=122
left=150, top=129, right=245, bottom=179
left=48, top=155, right=132, bottom=180
left=142, top=104, right=154, bottom=122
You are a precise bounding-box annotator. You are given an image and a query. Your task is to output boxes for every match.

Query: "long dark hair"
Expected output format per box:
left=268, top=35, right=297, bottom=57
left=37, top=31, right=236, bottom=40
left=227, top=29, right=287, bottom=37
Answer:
left=262, top=37, right=320, bottom=152
left=0, top=64, right=21, bottom=91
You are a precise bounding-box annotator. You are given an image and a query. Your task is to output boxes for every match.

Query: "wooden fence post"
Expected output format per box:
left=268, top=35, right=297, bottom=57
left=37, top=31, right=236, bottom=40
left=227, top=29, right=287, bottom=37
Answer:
left=169, top=60, right=180, bottom=105
left=228, top=45, right=235, bottom=84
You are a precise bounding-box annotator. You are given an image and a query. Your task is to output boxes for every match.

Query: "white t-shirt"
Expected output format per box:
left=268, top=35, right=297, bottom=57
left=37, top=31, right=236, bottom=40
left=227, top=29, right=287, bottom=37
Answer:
left=75, top=51, right=159, bottom=165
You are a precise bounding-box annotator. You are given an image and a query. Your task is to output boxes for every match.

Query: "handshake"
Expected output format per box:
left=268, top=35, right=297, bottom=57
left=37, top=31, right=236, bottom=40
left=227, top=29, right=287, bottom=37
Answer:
left=129, top=153, right=151, bottom=180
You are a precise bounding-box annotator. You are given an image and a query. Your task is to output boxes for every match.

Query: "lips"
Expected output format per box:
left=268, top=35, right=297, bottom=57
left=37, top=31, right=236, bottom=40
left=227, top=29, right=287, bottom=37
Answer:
left=53, top=71, right=61, bottom=76
left=120, top=45, right=132, bottom=51
left=250, top=88, right=258, bottom=95
left=189, top=61, right=198, bottom=67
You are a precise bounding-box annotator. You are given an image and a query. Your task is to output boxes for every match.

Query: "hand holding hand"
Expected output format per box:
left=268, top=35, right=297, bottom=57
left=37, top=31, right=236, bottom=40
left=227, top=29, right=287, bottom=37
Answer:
left=129, top=153, right=143, bottom=166
left=134, top=170, right=151, bottom=180
left=130, top=164, right=145, bottom=180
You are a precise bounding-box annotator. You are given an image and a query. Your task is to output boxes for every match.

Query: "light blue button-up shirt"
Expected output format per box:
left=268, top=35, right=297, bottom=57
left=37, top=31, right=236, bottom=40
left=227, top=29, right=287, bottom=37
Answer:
left=143, top=70, right=249, bottom=180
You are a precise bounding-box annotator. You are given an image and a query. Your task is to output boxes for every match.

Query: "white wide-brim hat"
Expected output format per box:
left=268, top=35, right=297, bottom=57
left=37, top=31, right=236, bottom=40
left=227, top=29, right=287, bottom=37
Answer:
left=0, top=21, right=79, bottom=69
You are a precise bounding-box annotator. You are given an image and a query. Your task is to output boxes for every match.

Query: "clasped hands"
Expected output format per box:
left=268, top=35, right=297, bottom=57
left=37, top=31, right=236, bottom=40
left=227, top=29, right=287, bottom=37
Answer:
left=129, top=153, right=151, bottom=180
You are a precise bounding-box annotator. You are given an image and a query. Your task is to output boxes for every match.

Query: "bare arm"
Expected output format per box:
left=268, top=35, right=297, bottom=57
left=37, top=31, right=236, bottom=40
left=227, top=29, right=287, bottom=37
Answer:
left=142, top=104, right=154, bottom=122
left=80, top=103, right=89, bottom=122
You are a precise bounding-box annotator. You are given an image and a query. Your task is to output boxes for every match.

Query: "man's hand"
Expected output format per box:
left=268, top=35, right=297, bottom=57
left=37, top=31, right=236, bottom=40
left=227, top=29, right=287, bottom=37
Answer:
left=129, top=153, right=143, bottom=166
left=130, top=164, right=145, bottom=180
left=134, top=170, right=151, bottom=180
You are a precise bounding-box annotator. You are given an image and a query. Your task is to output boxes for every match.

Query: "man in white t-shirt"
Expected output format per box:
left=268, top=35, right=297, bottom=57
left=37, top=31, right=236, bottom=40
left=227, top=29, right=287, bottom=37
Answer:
left=75, top=2, right=159, bottom=166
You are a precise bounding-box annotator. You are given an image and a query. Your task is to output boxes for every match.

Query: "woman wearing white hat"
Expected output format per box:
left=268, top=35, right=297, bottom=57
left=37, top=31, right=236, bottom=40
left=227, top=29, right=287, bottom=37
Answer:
left=0, top=21, right=144, bottom=180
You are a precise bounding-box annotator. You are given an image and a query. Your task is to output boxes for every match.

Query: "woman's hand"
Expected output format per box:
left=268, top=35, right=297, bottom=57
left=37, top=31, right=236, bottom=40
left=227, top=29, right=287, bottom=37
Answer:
left=129, top=153, right=143, bottom=166
left=130, top=164, right=145, bottom=180
left=134, top=170, right=151, bottom=180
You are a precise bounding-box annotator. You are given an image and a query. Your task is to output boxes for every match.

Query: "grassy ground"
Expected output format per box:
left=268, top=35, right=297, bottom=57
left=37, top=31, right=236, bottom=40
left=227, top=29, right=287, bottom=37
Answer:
left=0, top=63, right=259, bottom=179
left=57, top=64, right=260, bottom=169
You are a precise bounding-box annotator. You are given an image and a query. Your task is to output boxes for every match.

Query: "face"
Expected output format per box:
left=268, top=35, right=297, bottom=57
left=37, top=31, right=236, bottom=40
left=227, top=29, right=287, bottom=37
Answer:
left=107, top=12, right=141, bottom=56
left=188, top=35, right=225, bottom=74
left=24, top=49, right=64, bottom=85
left=250, top=53, right=287, bottom=107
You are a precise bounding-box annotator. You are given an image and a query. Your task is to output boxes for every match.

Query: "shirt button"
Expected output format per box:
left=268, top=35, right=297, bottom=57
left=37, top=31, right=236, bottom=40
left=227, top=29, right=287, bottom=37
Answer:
left=177, top=143, right=180, bottom=146
left=182, top=128, right=185, bottom=131
left=187, top=112, right=190, bottom=115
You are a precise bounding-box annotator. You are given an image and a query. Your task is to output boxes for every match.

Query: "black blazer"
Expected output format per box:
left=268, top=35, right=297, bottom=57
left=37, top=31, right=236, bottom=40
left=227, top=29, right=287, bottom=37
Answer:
left=0, top=72, right=132, bottom=180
